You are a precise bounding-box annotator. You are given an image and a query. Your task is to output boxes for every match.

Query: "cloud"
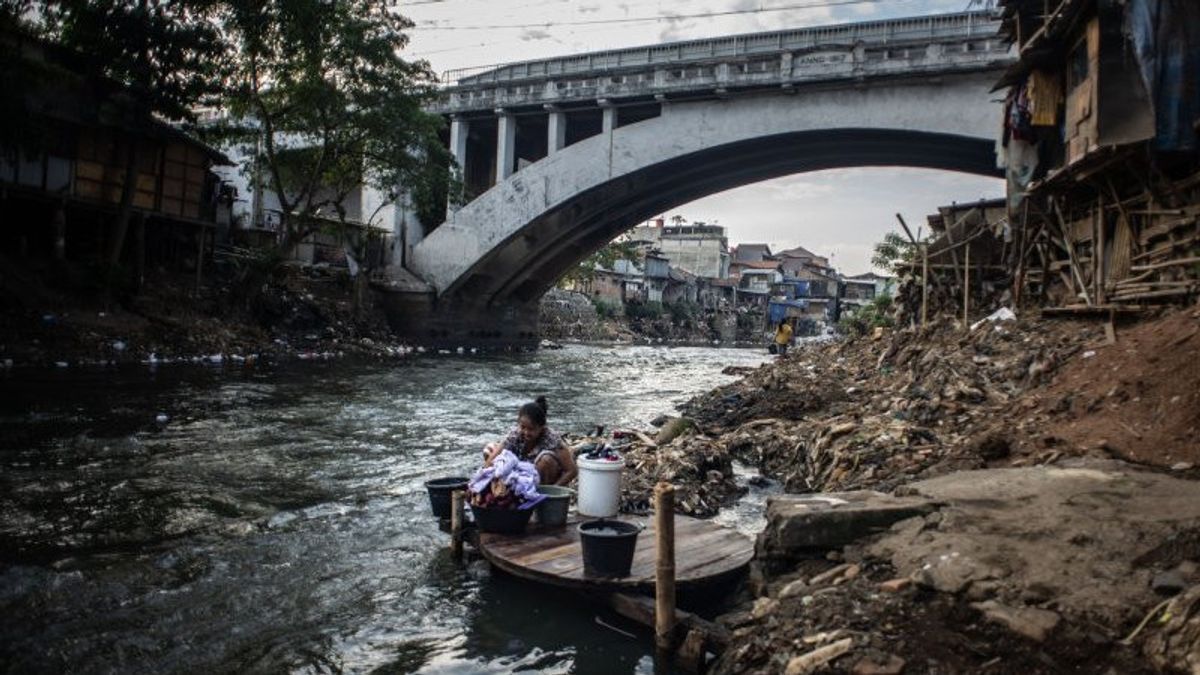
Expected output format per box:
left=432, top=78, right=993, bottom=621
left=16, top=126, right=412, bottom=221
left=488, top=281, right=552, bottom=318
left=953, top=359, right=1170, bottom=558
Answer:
left=760, top=177, right=835, bottom=201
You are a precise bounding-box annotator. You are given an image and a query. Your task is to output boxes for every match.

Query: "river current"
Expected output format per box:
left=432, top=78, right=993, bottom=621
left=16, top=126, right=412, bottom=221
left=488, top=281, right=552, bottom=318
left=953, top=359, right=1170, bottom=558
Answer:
left=0, top=345, right=770, bottom=674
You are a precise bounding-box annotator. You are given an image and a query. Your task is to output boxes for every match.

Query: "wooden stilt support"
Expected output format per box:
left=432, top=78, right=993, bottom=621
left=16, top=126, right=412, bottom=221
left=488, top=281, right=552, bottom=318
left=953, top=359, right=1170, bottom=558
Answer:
left=921, top=245, right=929, bottom=328
left=194, top=228, right=205, bottom=295
left=963, top=243, right=970, bottom=329
left=655, top=482, right=676, bottom=659
left=450, top=489, right=465, bottom=561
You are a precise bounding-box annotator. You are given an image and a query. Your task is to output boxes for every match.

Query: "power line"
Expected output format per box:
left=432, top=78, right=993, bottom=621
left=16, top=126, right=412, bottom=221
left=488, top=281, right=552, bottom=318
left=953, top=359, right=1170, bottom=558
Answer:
left=411, top=0, right=916, bottom=31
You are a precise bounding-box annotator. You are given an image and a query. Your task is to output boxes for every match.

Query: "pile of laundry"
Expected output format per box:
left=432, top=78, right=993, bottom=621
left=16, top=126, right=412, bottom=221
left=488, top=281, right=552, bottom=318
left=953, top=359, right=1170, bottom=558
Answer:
left=467, top=448, right=545, bottom=510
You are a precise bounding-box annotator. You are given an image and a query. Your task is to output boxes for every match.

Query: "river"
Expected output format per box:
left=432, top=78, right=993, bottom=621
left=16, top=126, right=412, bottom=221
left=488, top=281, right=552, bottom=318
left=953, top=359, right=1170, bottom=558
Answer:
left=0, top=345, right=772, bottom=674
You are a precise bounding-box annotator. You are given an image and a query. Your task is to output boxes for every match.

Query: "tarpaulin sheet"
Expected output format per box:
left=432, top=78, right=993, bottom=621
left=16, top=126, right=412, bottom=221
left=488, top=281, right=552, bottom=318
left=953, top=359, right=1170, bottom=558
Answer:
left=768, top=300, right=808, bottom=325
left=1125, top=0, right=1200, bottom=151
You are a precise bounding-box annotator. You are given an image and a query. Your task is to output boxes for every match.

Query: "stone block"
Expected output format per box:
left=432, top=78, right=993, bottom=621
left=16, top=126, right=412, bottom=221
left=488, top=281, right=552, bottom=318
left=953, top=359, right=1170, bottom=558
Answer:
left=971, top=600, right=1060, bottom=642
left=757, top=491, right=939, bottom=560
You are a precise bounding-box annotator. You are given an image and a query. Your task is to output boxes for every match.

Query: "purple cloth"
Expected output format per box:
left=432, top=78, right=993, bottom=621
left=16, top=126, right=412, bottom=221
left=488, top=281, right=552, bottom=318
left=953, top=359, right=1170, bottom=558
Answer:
left=469, top=448, right=545, bottom=508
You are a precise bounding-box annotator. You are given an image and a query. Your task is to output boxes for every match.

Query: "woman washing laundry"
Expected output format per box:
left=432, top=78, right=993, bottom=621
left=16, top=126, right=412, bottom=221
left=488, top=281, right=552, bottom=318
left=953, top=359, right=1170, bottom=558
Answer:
left=483, top=396, right=578, bottom=486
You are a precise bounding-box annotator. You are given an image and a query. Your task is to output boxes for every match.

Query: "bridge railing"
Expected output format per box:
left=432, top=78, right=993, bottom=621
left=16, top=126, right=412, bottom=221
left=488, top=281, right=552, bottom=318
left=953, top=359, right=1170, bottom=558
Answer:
left=440, top=10, right=998, bottom=87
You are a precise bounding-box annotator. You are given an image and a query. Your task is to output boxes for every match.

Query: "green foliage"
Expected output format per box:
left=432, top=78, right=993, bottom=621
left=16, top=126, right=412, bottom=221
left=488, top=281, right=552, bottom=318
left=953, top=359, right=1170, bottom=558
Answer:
left=666, top=300, right=700, bottom=324
left=871, top=231, right=921, bottom=275
left=736, top=312, right=760, bottom=330
left=837, top=294, right=895, bottom=337
left=212, top=0, right=448, bottom=249
left=34, top=0, right=223, bottom=123
left=558, top=239, right=642, bottom=287
left=624, top=301, right=663, bottom=320
left=591, top=298, right=617, bottom=319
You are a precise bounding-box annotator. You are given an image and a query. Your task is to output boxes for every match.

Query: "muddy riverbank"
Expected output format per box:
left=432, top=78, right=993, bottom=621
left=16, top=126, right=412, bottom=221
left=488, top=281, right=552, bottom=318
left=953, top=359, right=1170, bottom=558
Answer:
left=604, top=304, right=1200, bottom=673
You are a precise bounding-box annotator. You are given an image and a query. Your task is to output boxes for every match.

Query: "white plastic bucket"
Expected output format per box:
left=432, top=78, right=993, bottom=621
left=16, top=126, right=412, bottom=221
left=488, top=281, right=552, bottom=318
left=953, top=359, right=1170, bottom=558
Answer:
left=576, top=456, right=623, bottom=517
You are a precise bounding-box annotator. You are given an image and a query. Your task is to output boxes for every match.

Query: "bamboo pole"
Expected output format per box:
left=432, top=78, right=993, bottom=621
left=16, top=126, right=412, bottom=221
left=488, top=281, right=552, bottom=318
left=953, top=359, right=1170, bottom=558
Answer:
left=963, top=243, right=970, bottom=329
left=895, top=213, right=918, bottom=245
left=655, top=482, right=676, bottom=658
left=1131, top=256, right=1200, bottom=272
left=921, top=244, right=929, bottom=328
left=450, top=489, right=465, bottom=561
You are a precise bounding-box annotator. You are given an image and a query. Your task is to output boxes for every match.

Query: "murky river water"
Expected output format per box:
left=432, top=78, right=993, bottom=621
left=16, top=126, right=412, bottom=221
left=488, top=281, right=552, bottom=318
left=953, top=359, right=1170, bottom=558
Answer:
left=0, top=345, right=771, bottom=674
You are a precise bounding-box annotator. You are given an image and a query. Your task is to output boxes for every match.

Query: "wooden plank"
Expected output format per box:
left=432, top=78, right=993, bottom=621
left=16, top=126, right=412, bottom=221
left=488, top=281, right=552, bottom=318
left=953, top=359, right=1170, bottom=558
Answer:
left=477, top=513, right=753, bottom=592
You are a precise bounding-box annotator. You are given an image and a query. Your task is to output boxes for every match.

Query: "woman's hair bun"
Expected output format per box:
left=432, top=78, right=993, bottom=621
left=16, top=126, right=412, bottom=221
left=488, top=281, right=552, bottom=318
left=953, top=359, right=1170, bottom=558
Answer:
left=535, top=396, right=548, bottom=412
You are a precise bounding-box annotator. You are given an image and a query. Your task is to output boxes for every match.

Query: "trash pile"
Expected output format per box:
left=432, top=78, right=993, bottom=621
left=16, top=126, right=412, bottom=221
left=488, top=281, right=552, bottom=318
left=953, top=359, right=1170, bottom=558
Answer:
left=467, top=449, right=544, bottom=510
left=680, top=313, right=1106, bottom=494
left=565, top=425, right=744, bottom=518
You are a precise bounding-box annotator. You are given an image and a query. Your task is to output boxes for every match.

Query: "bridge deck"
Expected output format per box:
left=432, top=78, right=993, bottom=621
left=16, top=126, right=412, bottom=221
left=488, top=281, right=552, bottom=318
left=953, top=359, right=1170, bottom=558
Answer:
left=476, top=513, right=753, bottom=592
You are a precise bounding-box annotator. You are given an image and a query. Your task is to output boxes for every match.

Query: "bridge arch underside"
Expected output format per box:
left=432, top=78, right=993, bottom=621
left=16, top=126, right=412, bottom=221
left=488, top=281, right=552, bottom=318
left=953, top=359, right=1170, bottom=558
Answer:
left=447, top=128, right=1001, bottom=306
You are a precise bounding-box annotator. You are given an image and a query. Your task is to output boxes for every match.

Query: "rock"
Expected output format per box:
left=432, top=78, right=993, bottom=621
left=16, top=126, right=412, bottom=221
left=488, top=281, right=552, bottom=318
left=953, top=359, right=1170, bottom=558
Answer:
left=851, top=653, right=906, bottom=675
left=655, top=417, right=694, bottom=445
left=751, top=597, right=778, bottom=620
left=914, top=552, right=1003, bottom=594
left=1171, top=462, right=1195, bottom=472
left=757, top=492, right=938, bottom=560
left=785, top=637, right=854, bottom=675
left=779, top=578, right=809, bottom=599
left=810, top=563, right=853, bottom=586
left=971, top=600, right=1060, bottom=642
left=878, top=578, right=912, bottom=593
left=1153, top=570, right=1188, bottom=596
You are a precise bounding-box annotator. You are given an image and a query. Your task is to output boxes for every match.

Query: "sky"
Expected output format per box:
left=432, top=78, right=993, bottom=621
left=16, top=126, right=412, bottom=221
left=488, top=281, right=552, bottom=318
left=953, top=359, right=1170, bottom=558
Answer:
left=399, top=0, right=1003, bottom=275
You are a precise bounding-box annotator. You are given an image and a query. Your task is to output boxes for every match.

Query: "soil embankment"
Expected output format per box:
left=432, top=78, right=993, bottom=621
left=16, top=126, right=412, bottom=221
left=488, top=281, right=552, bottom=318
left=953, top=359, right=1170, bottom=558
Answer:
left=0, top=260, right=414, bottom=368
left=610, top=306, right=1200, bottom=673
left=539, top=288, right=762, bottom=346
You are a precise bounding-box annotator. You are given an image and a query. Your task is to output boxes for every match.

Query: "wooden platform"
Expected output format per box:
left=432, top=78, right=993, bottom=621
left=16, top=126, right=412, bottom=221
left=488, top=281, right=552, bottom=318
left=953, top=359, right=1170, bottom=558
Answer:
left=476, top=513, right=754, bottom=592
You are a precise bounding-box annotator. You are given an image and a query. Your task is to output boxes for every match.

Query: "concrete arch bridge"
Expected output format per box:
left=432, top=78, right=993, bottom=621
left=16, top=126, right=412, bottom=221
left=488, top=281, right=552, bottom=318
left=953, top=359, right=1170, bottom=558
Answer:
left=387, top=11, right=1014, bottom=346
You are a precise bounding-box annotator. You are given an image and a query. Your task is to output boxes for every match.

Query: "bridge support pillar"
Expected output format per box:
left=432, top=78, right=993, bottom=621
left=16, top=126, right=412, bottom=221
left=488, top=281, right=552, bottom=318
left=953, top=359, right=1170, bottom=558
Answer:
left=545, top=105, right=566, bottom=153
left=600, top=100, right=616, bottom=134
left=376, top=288, right=541, bottom=349
left=449, top=115, right=469, bottom=173
left=496, top=109, right=517, bottom=181
left=448, top=116, right=469, bottom=217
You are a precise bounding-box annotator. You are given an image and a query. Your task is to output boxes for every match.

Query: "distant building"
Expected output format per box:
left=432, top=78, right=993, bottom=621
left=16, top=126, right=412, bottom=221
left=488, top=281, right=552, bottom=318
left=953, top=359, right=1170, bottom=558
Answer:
left=732, top=243, right=773, bottom=263
left=643, top=253, right=670, bottom=303
left=776, top=245, right=834, bottom=277
left=846, top=271, right=896, bottom=299
left=653, top=223, right=731, bottom=279
left=731, top=261, right=783, bottom=294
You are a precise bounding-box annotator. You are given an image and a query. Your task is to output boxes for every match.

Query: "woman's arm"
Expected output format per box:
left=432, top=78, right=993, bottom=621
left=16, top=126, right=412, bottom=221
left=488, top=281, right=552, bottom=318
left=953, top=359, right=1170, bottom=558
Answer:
left=554, top=443, right=578, bottom=486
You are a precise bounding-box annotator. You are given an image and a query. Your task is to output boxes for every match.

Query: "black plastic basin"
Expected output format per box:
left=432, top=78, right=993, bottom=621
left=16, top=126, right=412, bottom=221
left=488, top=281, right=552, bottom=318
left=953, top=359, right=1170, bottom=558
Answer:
left=424, top=476, right=468, bottom=519
left=578, top=519, right=641, bottom=577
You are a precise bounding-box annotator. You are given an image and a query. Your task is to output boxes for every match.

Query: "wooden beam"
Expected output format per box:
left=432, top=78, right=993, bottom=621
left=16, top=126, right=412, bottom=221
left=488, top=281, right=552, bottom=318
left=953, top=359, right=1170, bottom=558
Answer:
left=655, top=483, right=677, bottom=657
left=605, top=592, right=731, bottom=651
left=451, top=490, right=465, bottom=561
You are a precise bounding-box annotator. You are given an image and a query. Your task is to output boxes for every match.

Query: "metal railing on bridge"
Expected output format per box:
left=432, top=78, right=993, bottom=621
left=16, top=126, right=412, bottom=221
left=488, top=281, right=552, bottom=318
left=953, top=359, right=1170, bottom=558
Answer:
left=439, top=11, right=1000, bottom=87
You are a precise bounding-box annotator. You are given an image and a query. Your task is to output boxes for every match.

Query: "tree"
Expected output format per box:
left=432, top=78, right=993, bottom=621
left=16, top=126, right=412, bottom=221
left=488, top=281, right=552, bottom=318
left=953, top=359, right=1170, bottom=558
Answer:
left=213, top=0, right=449, bottom=261
left=558, top=239, right=642, bottom=288
left=871, top=231, right=922, bottom=274
left=31, top=0, right=223, bottom=268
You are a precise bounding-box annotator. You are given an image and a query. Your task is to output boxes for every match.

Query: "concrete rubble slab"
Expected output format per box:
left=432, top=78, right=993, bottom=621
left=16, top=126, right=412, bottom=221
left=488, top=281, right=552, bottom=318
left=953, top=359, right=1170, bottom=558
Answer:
left=868, top=459, right=1200, bottom=627
left=756, top=490, right=939, bottom=560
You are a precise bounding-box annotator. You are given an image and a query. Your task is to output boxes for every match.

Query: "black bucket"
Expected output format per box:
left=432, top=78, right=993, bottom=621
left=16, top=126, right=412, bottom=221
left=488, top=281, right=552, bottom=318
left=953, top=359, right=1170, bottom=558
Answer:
left=578, top=519, right=642, bottom=577
left=471, top=504, right=534, bottom=534
left=424, top=477, right=468, bottom=519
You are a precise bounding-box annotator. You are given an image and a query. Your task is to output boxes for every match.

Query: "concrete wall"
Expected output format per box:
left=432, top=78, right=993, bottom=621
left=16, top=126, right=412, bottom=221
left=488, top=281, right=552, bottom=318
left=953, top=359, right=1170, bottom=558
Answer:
left=410, top=71, right=1004, bottom=305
